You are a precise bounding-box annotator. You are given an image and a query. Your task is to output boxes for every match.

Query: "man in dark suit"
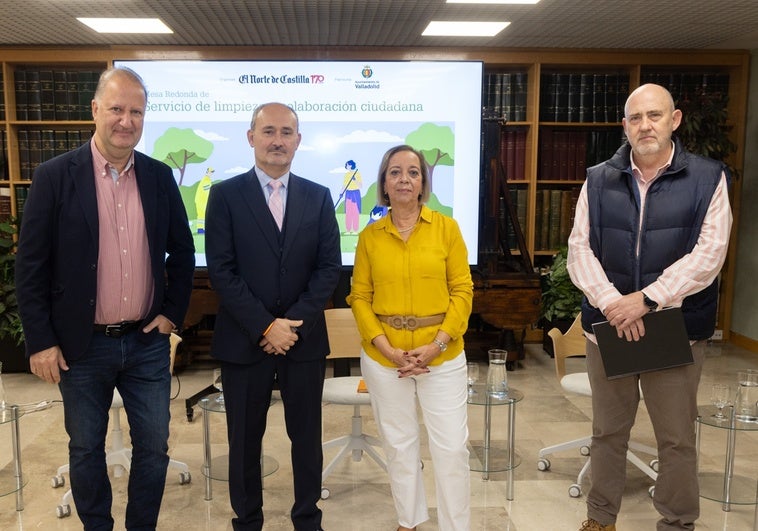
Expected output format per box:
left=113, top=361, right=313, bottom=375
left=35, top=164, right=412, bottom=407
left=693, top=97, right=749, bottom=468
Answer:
left=205, top=102, right=341, bottom=531
left=15, top=67, right=195, bottom=530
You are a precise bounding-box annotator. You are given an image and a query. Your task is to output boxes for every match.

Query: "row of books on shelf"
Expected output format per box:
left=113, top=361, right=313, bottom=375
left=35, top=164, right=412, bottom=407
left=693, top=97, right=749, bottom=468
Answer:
left=640, top=71, right=730, bottom=104
left=535, top=187, right=580, bottom=252
left=13, top=68, right=100, bottom=121
left=482, top=72, right=528, bottom=122
left=538, top=128, right=623, bottom=181
left=500, top=188, right=528, bottom=251
left=539, top=72, right=629, bottom=124
left=0, top=188, right=11, bottom=221
left=16, top=128, right=94, bottom=181
left=499, top=127, right=527, bottom=181
left=0, top=185, right=27, bottom=222
left=499, top=187, right=580, bottom=252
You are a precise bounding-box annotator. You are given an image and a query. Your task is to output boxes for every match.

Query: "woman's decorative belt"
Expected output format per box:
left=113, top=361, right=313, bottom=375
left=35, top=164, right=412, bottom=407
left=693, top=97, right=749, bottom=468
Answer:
left=376, top=313, right=445, bottom=331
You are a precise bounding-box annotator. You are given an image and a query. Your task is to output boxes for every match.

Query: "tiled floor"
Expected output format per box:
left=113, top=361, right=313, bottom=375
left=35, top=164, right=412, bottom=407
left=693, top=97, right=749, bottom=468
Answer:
left=0, top=340, right=756, bottom=530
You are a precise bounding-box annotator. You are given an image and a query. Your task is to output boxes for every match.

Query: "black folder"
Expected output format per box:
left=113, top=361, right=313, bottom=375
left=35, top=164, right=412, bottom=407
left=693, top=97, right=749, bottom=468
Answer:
left=591, top=307, right=693, bottom=379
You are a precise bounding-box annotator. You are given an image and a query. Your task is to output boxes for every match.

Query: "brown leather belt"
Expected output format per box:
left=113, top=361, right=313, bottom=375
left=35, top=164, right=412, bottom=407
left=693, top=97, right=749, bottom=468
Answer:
left=93, top=320, right=141, bottom=338
left=376, top=313, right=445, bottom=331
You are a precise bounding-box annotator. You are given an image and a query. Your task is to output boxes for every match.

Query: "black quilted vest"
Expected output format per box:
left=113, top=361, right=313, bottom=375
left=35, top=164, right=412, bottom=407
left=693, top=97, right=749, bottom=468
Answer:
left=581, top=139, right=727, bottom=340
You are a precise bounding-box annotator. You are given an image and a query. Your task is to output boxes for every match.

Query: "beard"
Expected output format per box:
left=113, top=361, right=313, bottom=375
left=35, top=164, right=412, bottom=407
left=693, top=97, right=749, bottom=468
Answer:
left=633, top=137, right=667, bottom=157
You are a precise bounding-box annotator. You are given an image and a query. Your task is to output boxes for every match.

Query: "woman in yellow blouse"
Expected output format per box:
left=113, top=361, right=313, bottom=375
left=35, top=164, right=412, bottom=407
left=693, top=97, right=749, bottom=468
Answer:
left=346, top=145, right=473, bottom=531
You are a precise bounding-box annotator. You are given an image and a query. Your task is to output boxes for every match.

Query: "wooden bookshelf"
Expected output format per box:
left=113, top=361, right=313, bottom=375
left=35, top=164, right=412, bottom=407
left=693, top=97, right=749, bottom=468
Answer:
left=0, top=47, right=748, bottom=340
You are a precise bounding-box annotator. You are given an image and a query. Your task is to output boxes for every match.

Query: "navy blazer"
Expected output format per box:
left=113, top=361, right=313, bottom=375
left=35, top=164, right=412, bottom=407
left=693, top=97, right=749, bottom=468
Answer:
left=205, top=169, right=341, bottom=364
left=15, top=142, right=196, bottom=361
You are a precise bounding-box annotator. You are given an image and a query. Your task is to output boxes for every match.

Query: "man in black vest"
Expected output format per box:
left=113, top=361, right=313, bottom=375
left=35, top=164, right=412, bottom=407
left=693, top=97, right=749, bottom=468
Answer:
left=567, top=84, right=732, bottom=531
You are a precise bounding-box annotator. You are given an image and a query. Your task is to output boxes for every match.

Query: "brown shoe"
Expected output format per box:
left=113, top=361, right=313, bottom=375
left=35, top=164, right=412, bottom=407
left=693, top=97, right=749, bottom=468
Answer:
left=579, top=519, right=616, bottom=531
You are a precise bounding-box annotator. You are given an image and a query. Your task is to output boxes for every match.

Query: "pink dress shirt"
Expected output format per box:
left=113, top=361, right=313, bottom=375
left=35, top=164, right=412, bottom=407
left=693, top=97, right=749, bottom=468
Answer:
left=91, top=140, right=153, bottom=324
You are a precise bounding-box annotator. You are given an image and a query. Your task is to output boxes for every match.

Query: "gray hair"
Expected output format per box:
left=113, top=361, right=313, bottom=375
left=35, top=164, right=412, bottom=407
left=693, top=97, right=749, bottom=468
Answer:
left=94, top=67, right=148, bottom=103
left=250, top=102, right=300, bottom=131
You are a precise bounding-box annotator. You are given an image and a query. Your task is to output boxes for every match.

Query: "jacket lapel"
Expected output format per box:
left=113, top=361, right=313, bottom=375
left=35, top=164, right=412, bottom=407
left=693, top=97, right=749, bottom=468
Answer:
left=134, top=153, right=158, bottom=248
left=70, top=144, right=99, bottom=244
left=280, top=174, right=309, bottom=261
left=239, top=169, right=282, bottom=255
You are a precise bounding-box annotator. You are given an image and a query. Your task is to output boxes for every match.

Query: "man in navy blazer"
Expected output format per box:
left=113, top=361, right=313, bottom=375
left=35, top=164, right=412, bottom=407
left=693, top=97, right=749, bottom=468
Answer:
left=16, top=67, right=195, bottom=530
left=206, top=102, right=341, bottom=531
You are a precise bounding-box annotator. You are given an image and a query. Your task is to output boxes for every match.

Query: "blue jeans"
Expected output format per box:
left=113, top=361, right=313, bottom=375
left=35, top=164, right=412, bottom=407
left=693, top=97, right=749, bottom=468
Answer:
left=59, top=331, right=171, bottom=531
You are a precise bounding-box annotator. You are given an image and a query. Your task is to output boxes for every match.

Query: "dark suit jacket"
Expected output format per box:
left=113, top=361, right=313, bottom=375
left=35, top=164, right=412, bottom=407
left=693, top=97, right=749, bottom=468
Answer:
left=205, top=169, right=341, bottom=364
left=15, top=142, right=196, bottom=361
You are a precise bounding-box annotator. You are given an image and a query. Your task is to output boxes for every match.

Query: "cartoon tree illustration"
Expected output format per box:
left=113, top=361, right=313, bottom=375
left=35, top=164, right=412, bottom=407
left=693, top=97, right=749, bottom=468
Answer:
left=151, top=127, right=214, bottom=185
left=406, top=123, right=455, bottom=189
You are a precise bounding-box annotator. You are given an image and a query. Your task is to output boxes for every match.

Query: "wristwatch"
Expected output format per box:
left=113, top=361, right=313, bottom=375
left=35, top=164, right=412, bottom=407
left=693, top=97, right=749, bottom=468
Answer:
left=432, top=339, right=448, bottom=352
left=642, top=293, right=658, bottom=312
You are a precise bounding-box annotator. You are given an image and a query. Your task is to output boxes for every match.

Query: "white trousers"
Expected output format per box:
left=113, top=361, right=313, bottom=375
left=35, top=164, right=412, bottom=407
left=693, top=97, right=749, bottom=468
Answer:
left=361, top=351, right=471, bottom=531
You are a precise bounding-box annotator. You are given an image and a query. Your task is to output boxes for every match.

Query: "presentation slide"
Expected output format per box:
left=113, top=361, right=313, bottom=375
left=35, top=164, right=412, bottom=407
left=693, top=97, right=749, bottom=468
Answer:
left=115, top=60, right=483, bottom=266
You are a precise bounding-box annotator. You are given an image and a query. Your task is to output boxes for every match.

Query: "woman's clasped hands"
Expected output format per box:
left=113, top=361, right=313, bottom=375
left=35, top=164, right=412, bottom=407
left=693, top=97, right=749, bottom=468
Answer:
left=394, top=346, right=435, bottom=378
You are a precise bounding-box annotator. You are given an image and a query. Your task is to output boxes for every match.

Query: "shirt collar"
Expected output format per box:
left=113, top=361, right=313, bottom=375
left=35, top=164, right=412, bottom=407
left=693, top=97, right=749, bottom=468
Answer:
left=630, top=140, right=675, bottom=183
left=90, top=138, right=135, bottom=179
left=379, top=204, right=431, bottom=233
left=254, top=166, right=290, bottom=190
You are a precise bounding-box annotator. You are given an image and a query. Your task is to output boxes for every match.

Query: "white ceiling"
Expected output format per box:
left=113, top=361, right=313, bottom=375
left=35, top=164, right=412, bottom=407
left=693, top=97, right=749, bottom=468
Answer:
left=1, top=0, right=758, bottom=50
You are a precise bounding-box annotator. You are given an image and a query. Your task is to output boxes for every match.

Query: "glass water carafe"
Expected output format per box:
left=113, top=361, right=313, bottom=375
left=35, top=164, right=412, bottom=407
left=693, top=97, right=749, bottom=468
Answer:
left=486, top=349, right=508, bottom=399
left=735, top=369, right=758, bottom=422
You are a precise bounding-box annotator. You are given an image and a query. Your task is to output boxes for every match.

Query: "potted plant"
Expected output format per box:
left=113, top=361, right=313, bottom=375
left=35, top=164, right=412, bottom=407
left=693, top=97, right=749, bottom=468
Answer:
left=540, top=246, right=583, bottom=357
left=0, top=218, right=27, bottom=372
left=675, top=86, right=737, bottom=175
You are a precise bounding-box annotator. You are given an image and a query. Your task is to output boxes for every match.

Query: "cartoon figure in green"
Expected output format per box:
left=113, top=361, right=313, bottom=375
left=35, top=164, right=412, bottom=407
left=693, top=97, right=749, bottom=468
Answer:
left=194, top=167, right=214, bottom=234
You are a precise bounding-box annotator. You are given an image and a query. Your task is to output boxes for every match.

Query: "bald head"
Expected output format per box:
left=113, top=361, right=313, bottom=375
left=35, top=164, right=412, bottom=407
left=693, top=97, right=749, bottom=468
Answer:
left=624, top=83, right=675, bottom=118
left=622, top=83, right=682, bottom=166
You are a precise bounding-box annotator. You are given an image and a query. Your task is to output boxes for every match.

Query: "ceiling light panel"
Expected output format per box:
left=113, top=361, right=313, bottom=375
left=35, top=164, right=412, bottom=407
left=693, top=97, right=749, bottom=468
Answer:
left=422, top=21, right=510, bottom=37
left=447, top=0, right=539, bottom=4
left=77, top=18, right=173, bottom=34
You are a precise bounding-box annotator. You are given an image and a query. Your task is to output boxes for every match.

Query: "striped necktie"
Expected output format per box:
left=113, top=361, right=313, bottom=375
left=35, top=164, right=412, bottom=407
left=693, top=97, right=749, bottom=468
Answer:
left=268, top=179, right=284, bottom=230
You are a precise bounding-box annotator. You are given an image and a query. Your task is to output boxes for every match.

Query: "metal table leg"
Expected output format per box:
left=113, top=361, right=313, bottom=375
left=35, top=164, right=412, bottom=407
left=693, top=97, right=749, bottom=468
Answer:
left=507, top=397, right=516, bottom=501
left=483, top=394, right=491, bottom=480
left=722, top=406, right=737, bottom=511
left=11, top=405, right=23, bottom=511
left=201, top=398, right=213, bottom=501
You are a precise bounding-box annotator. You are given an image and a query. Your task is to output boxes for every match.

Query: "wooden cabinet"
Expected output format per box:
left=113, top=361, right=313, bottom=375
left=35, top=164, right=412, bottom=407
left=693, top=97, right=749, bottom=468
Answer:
left=0, top=47, right=748, bottom=339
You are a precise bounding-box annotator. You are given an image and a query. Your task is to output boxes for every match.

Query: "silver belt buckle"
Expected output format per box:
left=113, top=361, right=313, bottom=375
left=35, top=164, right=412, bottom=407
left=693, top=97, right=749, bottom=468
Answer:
left=104, top=323, right=122, bottom=337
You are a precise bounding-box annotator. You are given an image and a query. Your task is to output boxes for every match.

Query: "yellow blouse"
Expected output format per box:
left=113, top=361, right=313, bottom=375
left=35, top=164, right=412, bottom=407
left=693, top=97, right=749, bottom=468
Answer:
left=346, top=205, right=473, bottom=367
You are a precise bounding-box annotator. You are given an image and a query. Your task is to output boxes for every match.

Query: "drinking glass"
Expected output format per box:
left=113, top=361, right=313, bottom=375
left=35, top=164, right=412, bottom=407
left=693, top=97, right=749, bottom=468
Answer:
left=467, top=362, right=480, bottom=396
left=710, top=383, right=730, bottom=419
left=213, top=368, right=224, bottom=404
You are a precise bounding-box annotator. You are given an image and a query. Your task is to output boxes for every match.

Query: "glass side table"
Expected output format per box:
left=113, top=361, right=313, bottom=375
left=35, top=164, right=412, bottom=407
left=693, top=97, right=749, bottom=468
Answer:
left=0, top=405, right=25, bottom=511
left=467, top=384, right=523, bottom=500
left=198, top=393, right=279, bottom=501
left=696, top=404, right=758, bottom=512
